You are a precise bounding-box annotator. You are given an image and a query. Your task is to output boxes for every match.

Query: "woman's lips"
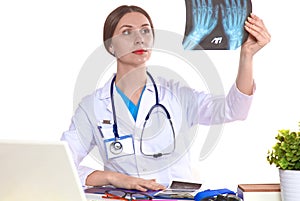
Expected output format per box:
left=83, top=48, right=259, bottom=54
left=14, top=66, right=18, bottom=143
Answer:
left=133, top=49, right=147, bottom=55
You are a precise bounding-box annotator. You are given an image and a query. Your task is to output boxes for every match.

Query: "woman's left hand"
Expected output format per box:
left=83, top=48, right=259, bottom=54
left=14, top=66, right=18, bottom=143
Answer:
left=243, top=13, right=271, bottom=56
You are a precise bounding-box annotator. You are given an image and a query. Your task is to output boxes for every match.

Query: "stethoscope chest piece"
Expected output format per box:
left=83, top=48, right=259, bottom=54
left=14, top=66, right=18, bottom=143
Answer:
left=110, top=141, right=123, bottom=155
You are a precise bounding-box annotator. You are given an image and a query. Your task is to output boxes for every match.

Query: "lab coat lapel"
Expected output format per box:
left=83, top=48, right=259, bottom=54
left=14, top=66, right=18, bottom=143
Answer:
left=135, top=80, right=157, bottom=128
left=112, top=84, right=136, bottom=134
left=99, top=76, right=134, bottom=134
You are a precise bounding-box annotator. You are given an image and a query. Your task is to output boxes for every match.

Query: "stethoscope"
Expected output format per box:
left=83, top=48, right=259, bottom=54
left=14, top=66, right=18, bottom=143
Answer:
left=109, top=71, right=176, bottom=158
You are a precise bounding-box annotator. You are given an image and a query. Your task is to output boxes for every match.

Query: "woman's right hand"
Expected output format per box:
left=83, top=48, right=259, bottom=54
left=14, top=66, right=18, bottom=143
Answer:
left=86, top=170, right=166, bottom=192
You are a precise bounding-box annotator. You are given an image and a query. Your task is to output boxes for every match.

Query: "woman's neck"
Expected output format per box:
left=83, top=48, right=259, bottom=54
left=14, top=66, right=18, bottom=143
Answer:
left=115, top=65, right=147, bottom=105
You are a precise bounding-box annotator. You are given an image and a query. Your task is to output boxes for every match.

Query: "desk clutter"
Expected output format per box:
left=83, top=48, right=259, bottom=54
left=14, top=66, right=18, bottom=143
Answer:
left=85, top=183, right=282, bottom=201
left=85, top=186, right=240, bottom=201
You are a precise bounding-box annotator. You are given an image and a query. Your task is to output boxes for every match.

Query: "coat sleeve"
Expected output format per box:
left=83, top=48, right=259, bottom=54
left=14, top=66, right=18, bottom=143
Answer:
left=61, top=100, right=97, bottom=186
left=185, top=82, right=255, bottom=126
left=160, top=77, right=255, bottom=127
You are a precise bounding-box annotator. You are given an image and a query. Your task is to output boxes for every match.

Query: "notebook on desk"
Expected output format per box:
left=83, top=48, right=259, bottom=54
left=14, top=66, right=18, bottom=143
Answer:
left=0, top=140, right=89, bottom=201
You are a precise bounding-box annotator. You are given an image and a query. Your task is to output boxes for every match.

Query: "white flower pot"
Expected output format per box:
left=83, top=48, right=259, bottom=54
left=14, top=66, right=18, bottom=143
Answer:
left=279, top=169, right=300, bottom=201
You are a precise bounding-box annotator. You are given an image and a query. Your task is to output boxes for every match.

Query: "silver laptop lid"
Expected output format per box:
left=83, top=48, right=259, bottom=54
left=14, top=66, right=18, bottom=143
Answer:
left=0, top=140, right=87, bottom=201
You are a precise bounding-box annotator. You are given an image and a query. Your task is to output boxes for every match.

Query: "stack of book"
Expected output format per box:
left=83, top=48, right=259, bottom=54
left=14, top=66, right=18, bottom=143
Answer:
left=237, top=184, right=281, bottom=201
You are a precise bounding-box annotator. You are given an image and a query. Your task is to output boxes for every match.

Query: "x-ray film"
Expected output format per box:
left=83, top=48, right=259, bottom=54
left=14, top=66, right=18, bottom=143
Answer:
left=183, top=0, right=252, bottom=50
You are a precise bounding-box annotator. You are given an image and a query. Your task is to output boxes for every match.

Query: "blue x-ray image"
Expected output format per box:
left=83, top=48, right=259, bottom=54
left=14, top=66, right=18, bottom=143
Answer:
left=183, top=0, right=252, bottom=50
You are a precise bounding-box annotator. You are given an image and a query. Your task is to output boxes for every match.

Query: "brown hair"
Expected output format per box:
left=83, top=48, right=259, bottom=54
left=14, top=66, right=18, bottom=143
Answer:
left=103, top=5, right=155, bottom=55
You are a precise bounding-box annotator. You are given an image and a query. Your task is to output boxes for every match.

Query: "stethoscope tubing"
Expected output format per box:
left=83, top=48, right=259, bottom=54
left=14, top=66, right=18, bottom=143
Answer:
left=109, top=71, right=176, bottom=158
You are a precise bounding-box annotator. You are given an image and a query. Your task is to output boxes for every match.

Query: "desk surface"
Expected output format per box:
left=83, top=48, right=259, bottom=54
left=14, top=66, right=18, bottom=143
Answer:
left=85, top=193, right=104, bottom=201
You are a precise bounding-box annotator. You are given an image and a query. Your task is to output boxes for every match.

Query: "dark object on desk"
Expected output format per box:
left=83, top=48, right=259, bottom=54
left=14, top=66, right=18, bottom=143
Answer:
left=201, top=194, right=242, bottom=201
left=169, top=181, right=202, bottom=191
left=154, top=180, right=201, bottom=199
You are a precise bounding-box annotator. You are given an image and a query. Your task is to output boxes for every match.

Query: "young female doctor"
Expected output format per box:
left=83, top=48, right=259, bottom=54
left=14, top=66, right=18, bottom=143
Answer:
left=61, top=5, right=270, bottom=191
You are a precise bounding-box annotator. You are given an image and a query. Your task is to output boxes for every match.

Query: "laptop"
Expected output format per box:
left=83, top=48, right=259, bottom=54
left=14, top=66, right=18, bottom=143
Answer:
left=0, top=140, right=90, bottom=201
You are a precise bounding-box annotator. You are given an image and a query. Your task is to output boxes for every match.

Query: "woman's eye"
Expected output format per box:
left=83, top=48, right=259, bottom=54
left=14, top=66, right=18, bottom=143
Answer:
left=140, top=28, right=151, bottom=34
left=122, top=30, right=131, bottom=35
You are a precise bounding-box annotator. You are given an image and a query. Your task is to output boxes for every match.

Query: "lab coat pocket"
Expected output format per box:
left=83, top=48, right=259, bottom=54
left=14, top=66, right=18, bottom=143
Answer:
left=104, top=134, right=135, bottom=160
left=96, top=122, right=115, bottom=139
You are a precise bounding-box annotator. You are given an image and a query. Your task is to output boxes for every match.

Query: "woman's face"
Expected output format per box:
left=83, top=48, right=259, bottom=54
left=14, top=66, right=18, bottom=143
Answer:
left=110, top=12, right=154, bottom=66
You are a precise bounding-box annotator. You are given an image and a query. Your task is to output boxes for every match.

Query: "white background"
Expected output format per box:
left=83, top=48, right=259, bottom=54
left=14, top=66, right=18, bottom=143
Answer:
left=1, top=0, right=299, bottom=190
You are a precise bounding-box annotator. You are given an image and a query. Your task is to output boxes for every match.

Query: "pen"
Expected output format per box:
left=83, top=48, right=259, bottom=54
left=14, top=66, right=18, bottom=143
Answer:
left=97, top=123, right=104, bottom=138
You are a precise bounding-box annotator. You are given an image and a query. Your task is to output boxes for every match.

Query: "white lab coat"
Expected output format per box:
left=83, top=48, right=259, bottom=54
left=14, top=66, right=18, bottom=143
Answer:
left=61, top=74, right=254, bottom=186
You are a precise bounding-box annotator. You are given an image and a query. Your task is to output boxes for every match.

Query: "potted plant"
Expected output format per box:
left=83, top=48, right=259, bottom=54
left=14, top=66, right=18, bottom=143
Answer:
left=267, top=122, right=300, bottom=201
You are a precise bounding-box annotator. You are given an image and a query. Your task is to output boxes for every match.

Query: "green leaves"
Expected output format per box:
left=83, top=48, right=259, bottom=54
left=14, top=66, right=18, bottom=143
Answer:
left=267, top=123, right=300, bottom=170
